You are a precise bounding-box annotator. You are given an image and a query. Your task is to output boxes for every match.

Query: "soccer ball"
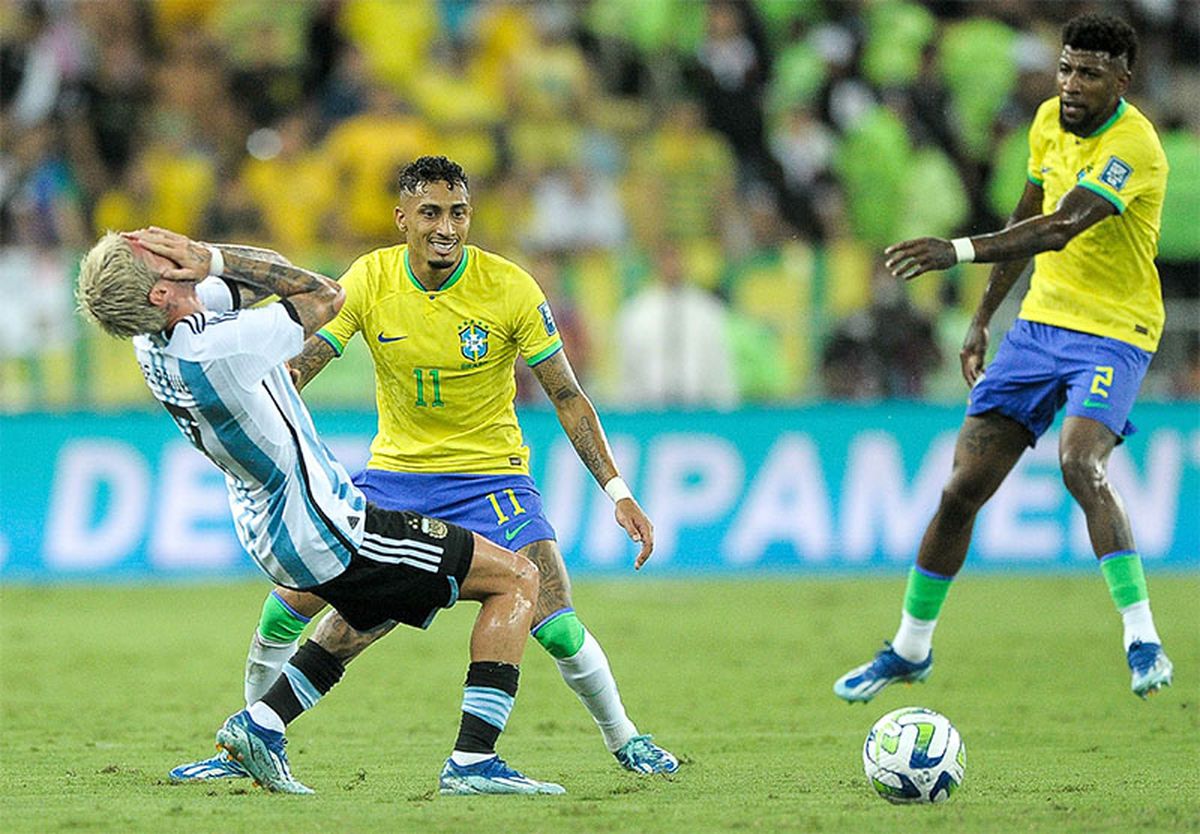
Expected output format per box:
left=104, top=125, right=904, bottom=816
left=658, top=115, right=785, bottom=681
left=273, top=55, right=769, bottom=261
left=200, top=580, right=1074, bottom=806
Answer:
left=863, top=706, right=965, bottom=804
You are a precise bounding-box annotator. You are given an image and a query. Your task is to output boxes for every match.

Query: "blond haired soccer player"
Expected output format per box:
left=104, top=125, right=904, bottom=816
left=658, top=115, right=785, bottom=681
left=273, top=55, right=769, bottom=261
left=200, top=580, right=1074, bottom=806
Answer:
left=79, top=227, right=565, bottom=796
left=170, top=156, right=677, bottom=785
left=835, top=14, right=1173, bottom=703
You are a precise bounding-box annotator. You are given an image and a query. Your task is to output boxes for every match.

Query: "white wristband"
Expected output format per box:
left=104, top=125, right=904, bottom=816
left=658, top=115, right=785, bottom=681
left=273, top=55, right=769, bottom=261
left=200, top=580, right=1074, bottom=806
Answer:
left=205, top=244, right=225, bottom=277
left=950, top=237, right=975, bottom=264
left=603, top=476, right=633, bottom=504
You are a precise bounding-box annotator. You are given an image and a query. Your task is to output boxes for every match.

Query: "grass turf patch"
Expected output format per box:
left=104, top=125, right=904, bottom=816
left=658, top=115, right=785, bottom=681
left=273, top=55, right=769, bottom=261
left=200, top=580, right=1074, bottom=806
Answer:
left=1, top=575, right=1197, bottom=833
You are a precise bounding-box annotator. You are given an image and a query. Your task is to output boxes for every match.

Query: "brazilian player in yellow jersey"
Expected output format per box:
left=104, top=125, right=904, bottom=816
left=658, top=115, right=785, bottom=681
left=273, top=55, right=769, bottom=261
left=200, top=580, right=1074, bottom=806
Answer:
left=834, top=14, right=1173, bottom=704
left=169, top=156, right=678, bottom=784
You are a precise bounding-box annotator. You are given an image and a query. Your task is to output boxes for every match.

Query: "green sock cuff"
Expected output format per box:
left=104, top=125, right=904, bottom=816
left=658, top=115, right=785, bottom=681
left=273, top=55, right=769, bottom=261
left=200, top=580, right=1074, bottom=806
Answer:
left=1100, top=551, right=1149, bottom=609
left=532, top=609, right=586, bottom=659
left=903, top=566, right=954, bottom=621
left=257, top=591, right=310, bottom=644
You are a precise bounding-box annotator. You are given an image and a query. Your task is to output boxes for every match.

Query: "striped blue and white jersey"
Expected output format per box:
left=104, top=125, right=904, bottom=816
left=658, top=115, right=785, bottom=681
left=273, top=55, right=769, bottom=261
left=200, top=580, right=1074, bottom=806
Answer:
left=133, top=279, right=365, bottom=589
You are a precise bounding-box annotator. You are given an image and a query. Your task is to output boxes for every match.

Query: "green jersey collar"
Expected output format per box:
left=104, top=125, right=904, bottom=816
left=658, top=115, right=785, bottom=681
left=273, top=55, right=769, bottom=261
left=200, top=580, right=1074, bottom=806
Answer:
left=404, top=247, right=470, bottom=293
left=1086, top=98, right=1127, bottom=138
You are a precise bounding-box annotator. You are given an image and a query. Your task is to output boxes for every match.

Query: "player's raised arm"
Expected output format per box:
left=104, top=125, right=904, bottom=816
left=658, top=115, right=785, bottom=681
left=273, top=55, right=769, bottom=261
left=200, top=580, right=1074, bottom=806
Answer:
left=885, top=185, right=1116, bottom=281
left=530, top=350, right=655, bottom=569
left=130, top=226, right=343, bottom=339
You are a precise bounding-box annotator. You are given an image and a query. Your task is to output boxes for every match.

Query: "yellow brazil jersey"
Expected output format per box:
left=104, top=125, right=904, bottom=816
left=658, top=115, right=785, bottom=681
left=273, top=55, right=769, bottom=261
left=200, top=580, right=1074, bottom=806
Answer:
left=1021, top=97, right=1168, bottom=351
left=317, top=245, right=563, bottom=475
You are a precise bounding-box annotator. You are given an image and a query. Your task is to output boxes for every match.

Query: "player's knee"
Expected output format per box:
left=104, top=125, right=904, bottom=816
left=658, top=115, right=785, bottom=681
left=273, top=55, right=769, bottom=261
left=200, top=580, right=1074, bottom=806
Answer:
left=511, top=553, right=540, bottom=599
left=532, top=609, right=586, bottom=659
left=1060, top=453, right=1105, bottom=500
left=938, top=483, right=985, bottom=524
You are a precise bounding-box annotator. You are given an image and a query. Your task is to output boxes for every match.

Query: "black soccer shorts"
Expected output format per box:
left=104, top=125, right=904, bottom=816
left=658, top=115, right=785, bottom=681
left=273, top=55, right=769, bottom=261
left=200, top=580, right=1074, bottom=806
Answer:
left=310, top=504, right=474, bottom=632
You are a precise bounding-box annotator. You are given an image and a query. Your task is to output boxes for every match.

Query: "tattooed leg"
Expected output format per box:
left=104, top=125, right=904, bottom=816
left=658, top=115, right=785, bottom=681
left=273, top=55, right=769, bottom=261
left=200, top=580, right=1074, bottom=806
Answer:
left=519, top=539, right=574, bottom=624
left=916, top=413, right=1029, bottom=576
left=309, top=609, right=398, bottom=665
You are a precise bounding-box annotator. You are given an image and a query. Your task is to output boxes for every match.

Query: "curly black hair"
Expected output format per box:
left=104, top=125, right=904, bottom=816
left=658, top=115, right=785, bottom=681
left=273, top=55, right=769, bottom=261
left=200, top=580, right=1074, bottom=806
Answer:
left=1062, top=13, right=1138, bottom=70
left=397, top=155, right=469, bottom=197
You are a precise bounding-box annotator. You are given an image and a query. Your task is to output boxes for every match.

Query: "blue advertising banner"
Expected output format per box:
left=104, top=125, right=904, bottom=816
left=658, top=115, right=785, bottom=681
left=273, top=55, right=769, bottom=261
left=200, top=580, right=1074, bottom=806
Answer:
left=1, top=405, right=1197, bottom=581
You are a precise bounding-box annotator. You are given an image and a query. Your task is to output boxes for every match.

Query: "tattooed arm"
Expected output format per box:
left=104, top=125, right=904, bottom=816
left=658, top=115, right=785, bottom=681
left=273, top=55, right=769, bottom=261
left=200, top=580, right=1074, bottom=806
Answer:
left=531, top=350, right=655, bottom=567
left=130, top=226, right=343, bottom=339
left=289, top=335, right=338, bottom=390
left=211, top=244, right=295, bottom=307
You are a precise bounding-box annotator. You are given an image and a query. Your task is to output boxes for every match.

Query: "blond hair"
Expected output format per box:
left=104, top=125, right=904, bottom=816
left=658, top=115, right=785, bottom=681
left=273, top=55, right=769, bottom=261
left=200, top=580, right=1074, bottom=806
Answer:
left=76, top=231, right=168, bottom=338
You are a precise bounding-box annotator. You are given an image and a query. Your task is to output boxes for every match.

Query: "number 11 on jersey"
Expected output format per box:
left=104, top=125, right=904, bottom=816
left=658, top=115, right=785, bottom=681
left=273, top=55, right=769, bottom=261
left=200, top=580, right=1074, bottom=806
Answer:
left=413, top=368, right=445, bottom=407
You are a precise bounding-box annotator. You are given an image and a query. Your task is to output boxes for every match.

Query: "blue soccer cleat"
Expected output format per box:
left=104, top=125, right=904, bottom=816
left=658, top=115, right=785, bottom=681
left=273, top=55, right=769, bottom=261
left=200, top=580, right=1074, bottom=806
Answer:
left=614, top=734, right=679, bottom=775
left=834, top=642, right=933, bottom=703
left=168, top=749, right=249, bottom=782
left=215, top=710, right=312, bottom=794
left=438, top=756, right=566, bottom=795
left=1128, top=641, right=1173, bottom=698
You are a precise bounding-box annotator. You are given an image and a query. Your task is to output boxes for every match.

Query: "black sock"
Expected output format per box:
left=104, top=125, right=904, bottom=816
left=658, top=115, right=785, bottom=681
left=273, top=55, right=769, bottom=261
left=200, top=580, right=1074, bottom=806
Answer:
left=260, top=640, right=345, bottom=726
left=453, top=661, right=520, bottom=755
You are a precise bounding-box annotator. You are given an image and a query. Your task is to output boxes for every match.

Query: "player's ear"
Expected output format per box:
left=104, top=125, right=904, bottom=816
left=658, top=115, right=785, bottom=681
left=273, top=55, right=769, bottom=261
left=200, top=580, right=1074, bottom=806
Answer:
left=394, top=206, right=406, bottom=234
left=148, top=282, right=171, bottom=309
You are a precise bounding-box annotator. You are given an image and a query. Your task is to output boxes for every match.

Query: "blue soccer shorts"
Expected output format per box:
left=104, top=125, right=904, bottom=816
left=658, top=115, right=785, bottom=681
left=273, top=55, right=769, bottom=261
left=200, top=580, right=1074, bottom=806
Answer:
left=351, top=470, right=557, bottom=552
left=967, top=319, right=1152, bottom=446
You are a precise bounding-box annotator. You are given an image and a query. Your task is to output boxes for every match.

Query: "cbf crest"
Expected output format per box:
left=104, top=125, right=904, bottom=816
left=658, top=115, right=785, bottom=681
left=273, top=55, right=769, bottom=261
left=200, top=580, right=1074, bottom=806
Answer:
left=459, top=319, right=490, bottom=363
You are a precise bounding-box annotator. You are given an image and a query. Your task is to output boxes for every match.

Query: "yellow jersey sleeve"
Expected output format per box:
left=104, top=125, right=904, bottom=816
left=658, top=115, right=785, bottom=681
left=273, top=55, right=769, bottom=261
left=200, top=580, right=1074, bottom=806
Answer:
left=508, top=268, right=563, bottom=366
left=317, top=254, right=371, bottom=355
left=1078, top=119, right=1163, bottom=215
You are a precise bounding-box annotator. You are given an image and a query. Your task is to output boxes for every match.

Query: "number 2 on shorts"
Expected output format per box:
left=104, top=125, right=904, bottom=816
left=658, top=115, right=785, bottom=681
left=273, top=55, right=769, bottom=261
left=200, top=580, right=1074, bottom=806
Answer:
left=1090, top=365, right=1114, bottom=399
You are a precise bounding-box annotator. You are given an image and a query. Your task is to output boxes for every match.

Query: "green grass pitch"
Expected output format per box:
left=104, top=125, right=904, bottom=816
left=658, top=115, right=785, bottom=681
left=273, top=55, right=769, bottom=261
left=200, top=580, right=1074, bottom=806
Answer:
left=2, top=575, right=1197, bottom=833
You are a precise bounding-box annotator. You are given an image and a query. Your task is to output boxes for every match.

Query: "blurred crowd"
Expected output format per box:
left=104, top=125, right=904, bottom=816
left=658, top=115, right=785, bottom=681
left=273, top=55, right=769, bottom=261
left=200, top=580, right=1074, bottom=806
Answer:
left=1, top=0, right=1198, bottom=412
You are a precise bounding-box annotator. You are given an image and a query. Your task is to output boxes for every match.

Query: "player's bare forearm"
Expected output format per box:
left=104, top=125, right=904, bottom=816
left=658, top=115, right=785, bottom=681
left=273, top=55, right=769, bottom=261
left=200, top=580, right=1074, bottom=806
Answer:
left=971, top=185, right=1114, bottom=263
left=211, top=244, right=293, bottom=307
left=310, top=609, right=397, bottom=664
left=221, top=253, right=344, bottom=338
left=288, top=336, right=337, bottom=390
left=532, top=351, right=619, bottom=485
left=221, top=251, right=333, bottom=300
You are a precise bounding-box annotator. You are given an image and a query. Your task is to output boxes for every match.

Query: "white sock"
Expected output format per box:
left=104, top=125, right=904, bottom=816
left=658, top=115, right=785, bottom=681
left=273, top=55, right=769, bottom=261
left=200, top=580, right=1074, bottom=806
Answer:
left=244, top=632, right=298, bottom=706
left=891, top=611, right=937, bottom=663
left=449, top=750, right=496, bottom=766
left=1119, top=600, right=1161, bottom=650
left=556, top=631, right=638, bottom=752
left=247, top=701, right=285, bottom=733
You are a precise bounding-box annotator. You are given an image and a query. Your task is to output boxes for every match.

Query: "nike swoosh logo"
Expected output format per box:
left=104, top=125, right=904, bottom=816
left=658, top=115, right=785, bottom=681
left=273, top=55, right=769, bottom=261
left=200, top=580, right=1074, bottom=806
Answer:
left=504, top=519, right=534, bottom=542
left=377, top=333, right=408, bottom=343
left=1082, top=401, right=1110, bottom=409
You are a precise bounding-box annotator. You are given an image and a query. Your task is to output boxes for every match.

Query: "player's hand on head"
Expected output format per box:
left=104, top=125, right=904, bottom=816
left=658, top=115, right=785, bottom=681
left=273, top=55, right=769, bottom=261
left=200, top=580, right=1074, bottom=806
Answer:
left=125, top=227, right=211, bottom=282
left=615, top=499, right=654, bottom=570
left=884, top=237, right=956, bottom=280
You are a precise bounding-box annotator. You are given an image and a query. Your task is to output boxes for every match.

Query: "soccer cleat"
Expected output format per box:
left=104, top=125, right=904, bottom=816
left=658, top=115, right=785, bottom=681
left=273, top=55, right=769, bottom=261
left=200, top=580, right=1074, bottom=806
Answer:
left=215, top=710, right=313, bottom=794
left=834, top=642, right=933, bottom=703
left=1128, top=641, right=1173, bottom=698
left=438, top=756, right=566, bottom=795
left=614, top=734, right=679, bottom=775
left=168, top=749, right=249, bottom=782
